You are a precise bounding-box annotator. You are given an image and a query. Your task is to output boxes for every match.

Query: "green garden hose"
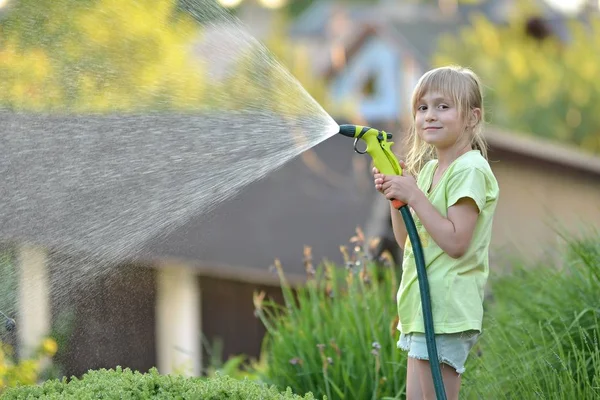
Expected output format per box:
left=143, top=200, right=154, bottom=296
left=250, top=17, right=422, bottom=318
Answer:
left=400, top=205, right=446, bottom=400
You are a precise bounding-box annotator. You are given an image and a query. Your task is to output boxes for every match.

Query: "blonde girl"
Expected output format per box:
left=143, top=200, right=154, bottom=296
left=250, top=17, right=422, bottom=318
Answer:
left=373, top=66, right=499, bottom=400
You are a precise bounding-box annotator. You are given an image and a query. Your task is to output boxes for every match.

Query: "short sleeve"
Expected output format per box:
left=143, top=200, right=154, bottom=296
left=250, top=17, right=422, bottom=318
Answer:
left=446, top=167, right=487, bottom=213
left=416, top=160, right=436, bottom=192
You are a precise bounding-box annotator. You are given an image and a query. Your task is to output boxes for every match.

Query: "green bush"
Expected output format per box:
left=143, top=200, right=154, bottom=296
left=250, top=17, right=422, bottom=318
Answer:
left=462, top=233, right=600, bottom=399
left=1, top=366, right=322, bottom=399
left=254, top=231, right=406, bottom=400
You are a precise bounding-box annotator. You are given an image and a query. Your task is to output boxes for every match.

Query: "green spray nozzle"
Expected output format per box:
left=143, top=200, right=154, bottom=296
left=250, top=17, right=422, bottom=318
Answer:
left=338, top=124, right=405, bottom=208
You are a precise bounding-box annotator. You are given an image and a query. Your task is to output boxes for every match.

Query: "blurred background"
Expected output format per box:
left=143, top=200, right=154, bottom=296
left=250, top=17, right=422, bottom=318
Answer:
left=0, top=0, right=599, bottom=396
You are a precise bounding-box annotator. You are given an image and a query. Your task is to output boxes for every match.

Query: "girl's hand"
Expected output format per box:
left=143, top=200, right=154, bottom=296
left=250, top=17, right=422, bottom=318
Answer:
left=373, top=161, right=407, bottom=195
left=373, top=167, right=384, bottom=193
left=381, top=171, right=419, bottom=205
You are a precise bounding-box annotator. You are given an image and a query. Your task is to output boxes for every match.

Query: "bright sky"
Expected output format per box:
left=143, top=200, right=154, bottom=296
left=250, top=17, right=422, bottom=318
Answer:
left=218, top=0, right=287, bottom=8
left=0, top=0, right=8, bottom=9
left=544, top=0, right=589, bottom=13
left=218, top=0, right=243, bottom=8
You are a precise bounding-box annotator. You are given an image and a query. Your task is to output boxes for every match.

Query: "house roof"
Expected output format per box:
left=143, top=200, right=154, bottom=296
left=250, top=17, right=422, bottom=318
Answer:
left=485, top=126, right=600, bottom=177
left=289, top=1, right=376, bottom=38
left=386, top=20, right=462, bottom=67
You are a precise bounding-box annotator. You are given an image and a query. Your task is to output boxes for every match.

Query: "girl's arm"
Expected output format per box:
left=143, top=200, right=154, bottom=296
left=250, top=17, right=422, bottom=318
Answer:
left=409, top=191, right=479, bottom=259
left=389, top=202, right=408, bottom=250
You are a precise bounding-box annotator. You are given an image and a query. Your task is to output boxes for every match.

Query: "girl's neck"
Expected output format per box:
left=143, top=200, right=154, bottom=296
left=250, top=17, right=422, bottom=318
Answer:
left=435, top=142, right=472, bottom=169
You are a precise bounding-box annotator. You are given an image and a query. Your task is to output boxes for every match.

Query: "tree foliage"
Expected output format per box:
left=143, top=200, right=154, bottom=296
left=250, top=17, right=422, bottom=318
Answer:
left=0, top=0, right=206, bottom=112
left=0, top=0, right=328, bottom=114
left=433, top=7, right=600, bottom=154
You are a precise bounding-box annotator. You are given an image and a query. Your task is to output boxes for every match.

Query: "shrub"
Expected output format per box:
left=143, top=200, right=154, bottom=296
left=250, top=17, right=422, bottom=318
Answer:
left=2, top=366, right=322, bottom=399
left=254, top=229, right=406, bottom=400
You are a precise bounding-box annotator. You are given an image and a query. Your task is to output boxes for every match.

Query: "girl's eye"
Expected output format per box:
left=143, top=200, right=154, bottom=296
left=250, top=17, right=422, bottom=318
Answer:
left=438, top=104, right=449, bottom=110
left=417, top=105, right=427, bottom=111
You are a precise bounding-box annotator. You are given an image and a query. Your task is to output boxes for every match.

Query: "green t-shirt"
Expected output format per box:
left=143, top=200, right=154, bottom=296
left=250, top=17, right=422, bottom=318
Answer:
left=397, top=150, right=499, bottom=334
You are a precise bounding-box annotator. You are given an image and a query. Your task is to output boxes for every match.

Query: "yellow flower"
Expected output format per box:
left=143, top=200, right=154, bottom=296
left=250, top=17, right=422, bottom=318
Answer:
left=252, top=290, right=266, bottom=313
left=42, top=338, right=58, bottom=357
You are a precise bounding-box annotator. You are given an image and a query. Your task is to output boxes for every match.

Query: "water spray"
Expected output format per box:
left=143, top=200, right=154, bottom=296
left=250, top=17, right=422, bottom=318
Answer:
left=0, top=310, right=16, bottom=332
left=337, top=124, right=447, bottom=400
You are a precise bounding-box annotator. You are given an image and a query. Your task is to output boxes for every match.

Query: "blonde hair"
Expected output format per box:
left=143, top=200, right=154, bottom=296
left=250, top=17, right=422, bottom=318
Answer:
left=403, top=65, right=487, bottom=177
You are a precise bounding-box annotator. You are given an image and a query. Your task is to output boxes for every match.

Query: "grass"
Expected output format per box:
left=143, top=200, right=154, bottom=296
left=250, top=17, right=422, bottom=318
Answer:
left=461, top=233, right=600, bottom=398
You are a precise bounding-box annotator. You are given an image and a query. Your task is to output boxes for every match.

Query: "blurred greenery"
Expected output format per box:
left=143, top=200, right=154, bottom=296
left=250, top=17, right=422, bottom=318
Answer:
left=0, top=0, right=207, bottom=112
left=0, top=337, right=58, bottom=392
left=461, top=231, right=600, bottom=398
left=0, top=0, right=329, bottom=113
left=434, top=2, right=600, bottom=154
left=0, top=250, right=16, bottom=327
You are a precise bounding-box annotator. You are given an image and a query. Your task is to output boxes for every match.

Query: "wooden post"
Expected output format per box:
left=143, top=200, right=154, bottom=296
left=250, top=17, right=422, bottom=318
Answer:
left=155, top=264, right=201, bottom=376
left=17, top=244, right=50, bottom=358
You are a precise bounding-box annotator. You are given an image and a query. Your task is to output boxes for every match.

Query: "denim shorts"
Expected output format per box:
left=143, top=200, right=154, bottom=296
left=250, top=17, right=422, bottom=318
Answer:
left=397, top=330, right=480, bottom=374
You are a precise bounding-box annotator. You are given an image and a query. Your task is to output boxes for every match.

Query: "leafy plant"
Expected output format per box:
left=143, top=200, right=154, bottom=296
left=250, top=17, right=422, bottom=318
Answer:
left=1, top=366, right=322, bottom=399
left=202, top=336, right=267, bottom=381
left=254, top=228, right=406, bottom=400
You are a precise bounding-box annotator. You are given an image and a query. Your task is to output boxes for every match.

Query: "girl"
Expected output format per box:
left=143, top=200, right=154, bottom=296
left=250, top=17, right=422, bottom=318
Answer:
left=373, top=66, right=499, bottom=400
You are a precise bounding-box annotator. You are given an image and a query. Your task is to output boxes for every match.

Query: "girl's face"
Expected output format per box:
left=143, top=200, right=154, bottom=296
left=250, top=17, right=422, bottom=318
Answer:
left=414, top=91, right=469, bottom=151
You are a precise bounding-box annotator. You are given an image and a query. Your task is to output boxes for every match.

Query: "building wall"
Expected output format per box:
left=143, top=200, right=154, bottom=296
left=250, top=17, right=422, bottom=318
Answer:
left=200, top=276, right=284, bottom=368
left=488, top=148, right=600, bottom=266
left=50, top=258, right=157, bottom=378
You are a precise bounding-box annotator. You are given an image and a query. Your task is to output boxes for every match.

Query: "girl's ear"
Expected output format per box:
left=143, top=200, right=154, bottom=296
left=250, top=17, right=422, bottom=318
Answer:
left=469, top=108, right=481, bottom=128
